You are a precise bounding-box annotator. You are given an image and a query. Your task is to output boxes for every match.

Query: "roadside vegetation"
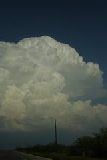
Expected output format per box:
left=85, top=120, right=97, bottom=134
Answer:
left=16, top=128, right=107, bottom=160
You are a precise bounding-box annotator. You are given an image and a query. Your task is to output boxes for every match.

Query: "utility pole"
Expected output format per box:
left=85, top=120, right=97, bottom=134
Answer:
left=55, top=119, right=57, bottom=145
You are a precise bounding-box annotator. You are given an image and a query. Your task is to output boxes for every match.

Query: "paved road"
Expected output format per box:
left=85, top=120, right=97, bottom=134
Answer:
left=0, top=150, right=52, bottom=160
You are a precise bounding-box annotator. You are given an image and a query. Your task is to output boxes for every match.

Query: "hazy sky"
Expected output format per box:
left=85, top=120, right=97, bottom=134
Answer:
left=0, top=0, right=107, bottom=149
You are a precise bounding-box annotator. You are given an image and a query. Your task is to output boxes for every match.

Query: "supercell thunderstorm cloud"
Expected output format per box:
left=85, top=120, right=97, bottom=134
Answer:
left=0, top=36, right=107, bottom=134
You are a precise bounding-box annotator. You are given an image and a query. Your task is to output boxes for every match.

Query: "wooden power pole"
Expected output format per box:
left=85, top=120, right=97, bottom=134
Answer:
left=55, top=119, right=57, bottom=145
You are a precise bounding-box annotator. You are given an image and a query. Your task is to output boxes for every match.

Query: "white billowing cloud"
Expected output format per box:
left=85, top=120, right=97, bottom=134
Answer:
left=0, top=36, right=107, bottom=134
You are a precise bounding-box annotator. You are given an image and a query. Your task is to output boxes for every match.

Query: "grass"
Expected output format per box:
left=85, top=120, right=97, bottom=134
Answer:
left=27, top=152, right=105, bottom=160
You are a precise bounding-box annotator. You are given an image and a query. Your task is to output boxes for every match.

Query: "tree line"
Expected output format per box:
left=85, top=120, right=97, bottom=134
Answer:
left=17, top=128, right=107, bottom=158
left=71, top=128, right=107, bottom=158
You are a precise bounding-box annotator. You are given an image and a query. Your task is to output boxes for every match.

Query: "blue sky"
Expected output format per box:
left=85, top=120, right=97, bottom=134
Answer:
left=0, top=0, right=107, bottom=85
left=0, top=0, right=107, bottom=148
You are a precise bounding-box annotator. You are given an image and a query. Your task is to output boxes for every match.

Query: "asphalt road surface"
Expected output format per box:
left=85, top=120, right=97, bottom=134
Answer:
left=0, top=150, right=52, bottom=160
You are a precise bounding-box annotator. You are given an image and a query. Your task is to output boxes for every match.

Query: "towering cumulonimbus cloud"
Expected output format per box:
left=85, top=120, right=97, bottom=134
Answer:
left=0, top=36, right=107, bottom=133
